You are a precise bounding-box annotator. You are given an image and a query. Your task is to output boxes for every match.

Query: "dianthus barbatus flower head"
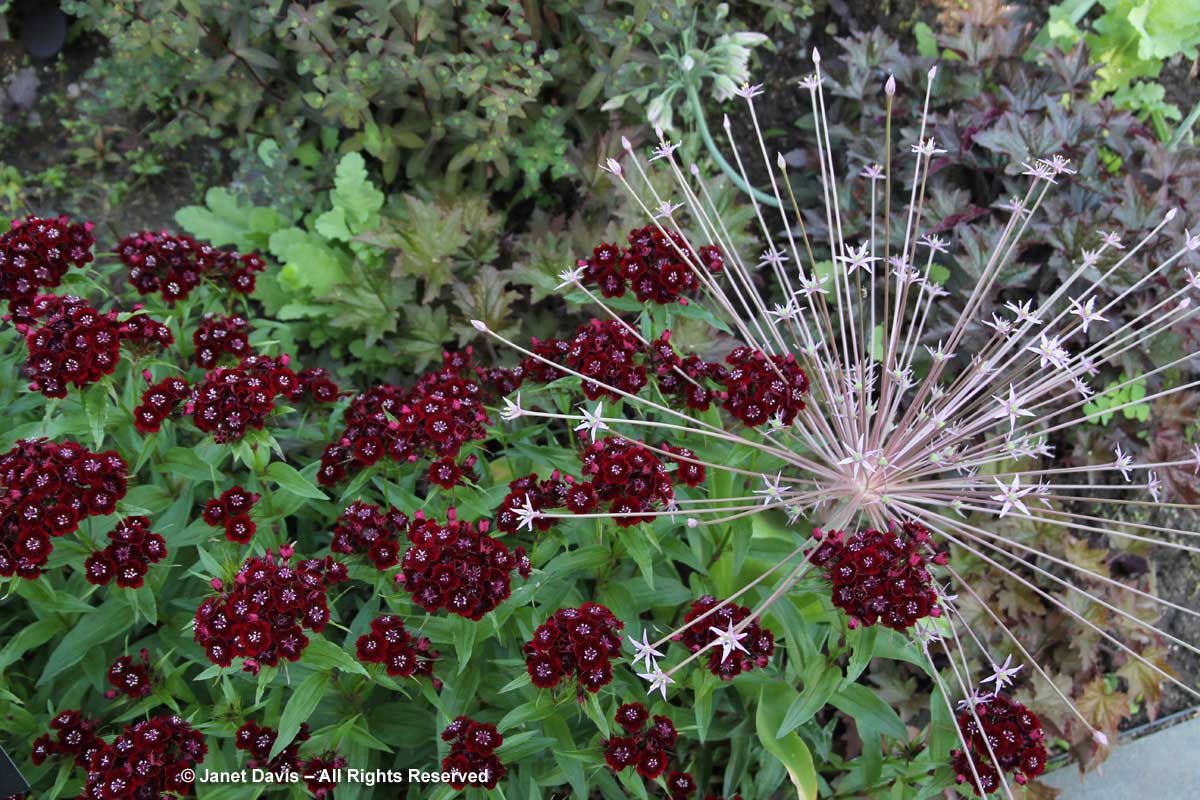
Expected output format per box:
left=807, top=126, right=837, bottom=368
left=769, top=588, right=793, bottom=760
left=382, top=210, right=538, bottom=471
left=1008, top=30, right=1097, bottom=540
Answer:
left=473, top=55, right=1200, bottom=795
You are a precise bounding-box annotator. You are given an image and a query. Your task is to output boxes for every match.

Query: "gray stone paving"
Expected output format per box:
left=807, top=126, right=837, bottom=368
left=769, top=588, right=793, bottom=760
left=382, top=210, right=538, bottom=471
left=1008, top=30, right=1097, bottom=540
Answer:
left=1039, top=717, right=1200, bottom=799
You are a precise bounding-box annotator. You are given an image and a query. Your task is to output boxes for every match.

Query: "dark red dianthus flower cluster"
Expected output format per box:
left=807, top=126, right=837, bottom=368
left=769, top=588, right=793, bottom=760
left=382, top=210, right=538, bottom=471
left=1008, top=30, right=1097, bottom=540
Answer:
left=0, top=215, right=95, bottom=322
left=330, top=500, right=408, bottom=569
left=583, top=226, right=723, bottom=304
left=116, top=230, right=266, bottom=303
left=810, top=521, right=947, bottom=631
left=316, top=352, right=489, bottom=486
left=80, top=714, right=207, bottom=799
left=354, top=614, right=439, bottom=681
left=564, top=318, right=648, bottom=400
left=603, top=703, right=678, bottom=779
left=192, top=313, right=252, bottom=369
left=83, top=516, right=166, bottom=589
left=397, top=509, right=530, bottom=619
left=676, top=595, right=775, bottom=680
left=951, top=694, right=1048, bottom=795
left=19, top=295, right=120, bottom=398
left=666, top=771, right=699, bottom=799
left=662, top=444, right=706, bottom=487
left=295, top=367, right=340, bottom=403
left=234, top=720, right=316, bottom=780
left=133, top=375, right=190, bottom=433
left=189, top=354, right=299, bottom=442
left=192, top=547, right=347, bottom=669
left=428, top=453, right=477, bottom=489
left=494, top=471, right=570, bottom=533
left=106, top=649, right=154, bottom=699
left=31, top=710, right=103, bottom=769
left=0, top=439, right=128, bottom=580
left=117, top=308, right=174, bottom=354
left=300, top=754, right=346, bottom=799
left=523, top=603, right=623, bottom=696
left=202, top=486, right=261, bottom=544
left=721, top=346, right=809, bottom=427
left=579, top=436, right=674, bottom=527
left=440, top=717, right=505, bottom=789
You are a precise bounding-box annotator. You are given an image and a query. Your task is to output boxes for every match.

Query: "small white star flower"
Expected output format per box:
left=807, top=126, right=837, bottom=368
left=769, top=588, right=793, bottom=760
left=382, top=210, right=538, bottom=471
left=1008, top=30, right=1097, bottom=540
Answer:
left=733, top=82, right=765, bottom=99
left=992, top=384, right=1034, bottom=430
left=708, top=620, right=750, bottom=663
left=1191, top=443, right=1200, bottom=475
left=767, top=297, right=801, bottom=323
left=1113, top=444, right=1134, bottom=482
left=1027, top=334, right=1069, bottom=370
left=600, top=157, right=622, bottom=176
left=574, top=402, right=610, bottom=443
left=1068, top=295, right=1108, bottom=333
left=1148, top=471, right=1163, bottom=502
left=514, top=494, right=539, bottom=532
left=837, top=242, right=878, bottom=275
left=912, top=137, right=947, bottom=157
left=838, top=435, right=878, bottom=478
left=799, top=274, right=828, bottom=297
left=555, top=263, right=587, bottom=289
left=638, top=664, right=676, bottom=700
left=500, top=392, right=524, bottom=421
left=957, top=687, right=995, bottom=711
left=754, top=472, right=786, bottom=505
left=860, top=163, right=884, bottom=181
left=758, top=247, right=789, bottom=271
left=991, top=476, right=1032, bottom=518
left=1021, top=160, right=1056, bottom=182
left=627, top=630, right=665, bottom=670
left=1186, top=268, right=1200, bottom=293
left=923, top=341, right=954, bottom=363
left=981, top=655, right=1024, bottom=691
left=1004, top=299, right=1042, bottom=326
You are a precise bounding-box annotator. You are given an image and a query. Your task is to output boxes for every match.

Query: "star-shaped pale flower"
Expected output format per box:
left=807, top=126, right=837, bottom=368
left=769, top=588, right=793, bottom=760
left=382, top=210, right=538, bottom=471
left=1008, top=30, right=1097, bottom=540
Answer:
left=992, top=384, right=1034, bottom=430
left=981, top=654, right=1024, bottom=691
left=754, top=472, right=786, bottom=505
left=627, top=630, right=665, bottom=671
left=574, top=402, right=610, bottom=443
left=500, top=392, right=524, bottom=421
left=767, top=297, right=800, bottom=323
left=514, top=495, right=539, bottom=532
left=758, top=247, right=788, bottom=271
left=837, top=242, right=877, bottom=275
left=799, top=274, right=828, bottom=298
left=653, top=200, right=684, bottom=220
left=638, top=664, right=675, bottom=700
left=957, top=687, right=995, bottom=711
left=1004, top=299, right=1041, bottom=326
left=991, top=475, right=1032, bottom=518
left=1027, top=334, right=1069, bottom=370
left=1068, top=295, right=1108, bottom=333
left=1148, top=471, right=1163, bottom=502
left=555, top=263, right=587, bottom=289
left=838, top=435, right=877, bottom=478
left=911, top=621, right=943, bottom=647
left=860, top=163, right=884, bottom=180
left=1113, top=444, right=1134, bottom=482
left=1191, top=443, right=1200, bottom=475
left=708, top=620, right=750, bottom=664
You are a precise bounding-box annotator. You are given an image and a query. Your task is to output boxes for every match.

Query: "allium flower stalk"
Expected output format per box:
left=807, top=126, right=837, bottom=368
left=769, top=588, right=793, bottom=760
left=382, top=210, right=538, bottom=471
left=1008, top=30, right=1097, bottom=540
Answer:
left=474, top=54, right=1200, bottom=796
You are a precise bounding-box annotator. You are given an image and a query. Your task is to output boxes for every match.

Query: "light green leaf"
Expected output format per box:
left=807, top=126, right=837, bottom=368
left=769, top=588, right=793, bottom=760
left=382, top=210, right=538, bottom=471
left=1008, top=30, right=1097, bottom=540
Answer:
left=270, top=672, right=331, bottom=760
left=756, top=684, right=819, bottom=799
left=266, top=460, right=327, bottom=500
